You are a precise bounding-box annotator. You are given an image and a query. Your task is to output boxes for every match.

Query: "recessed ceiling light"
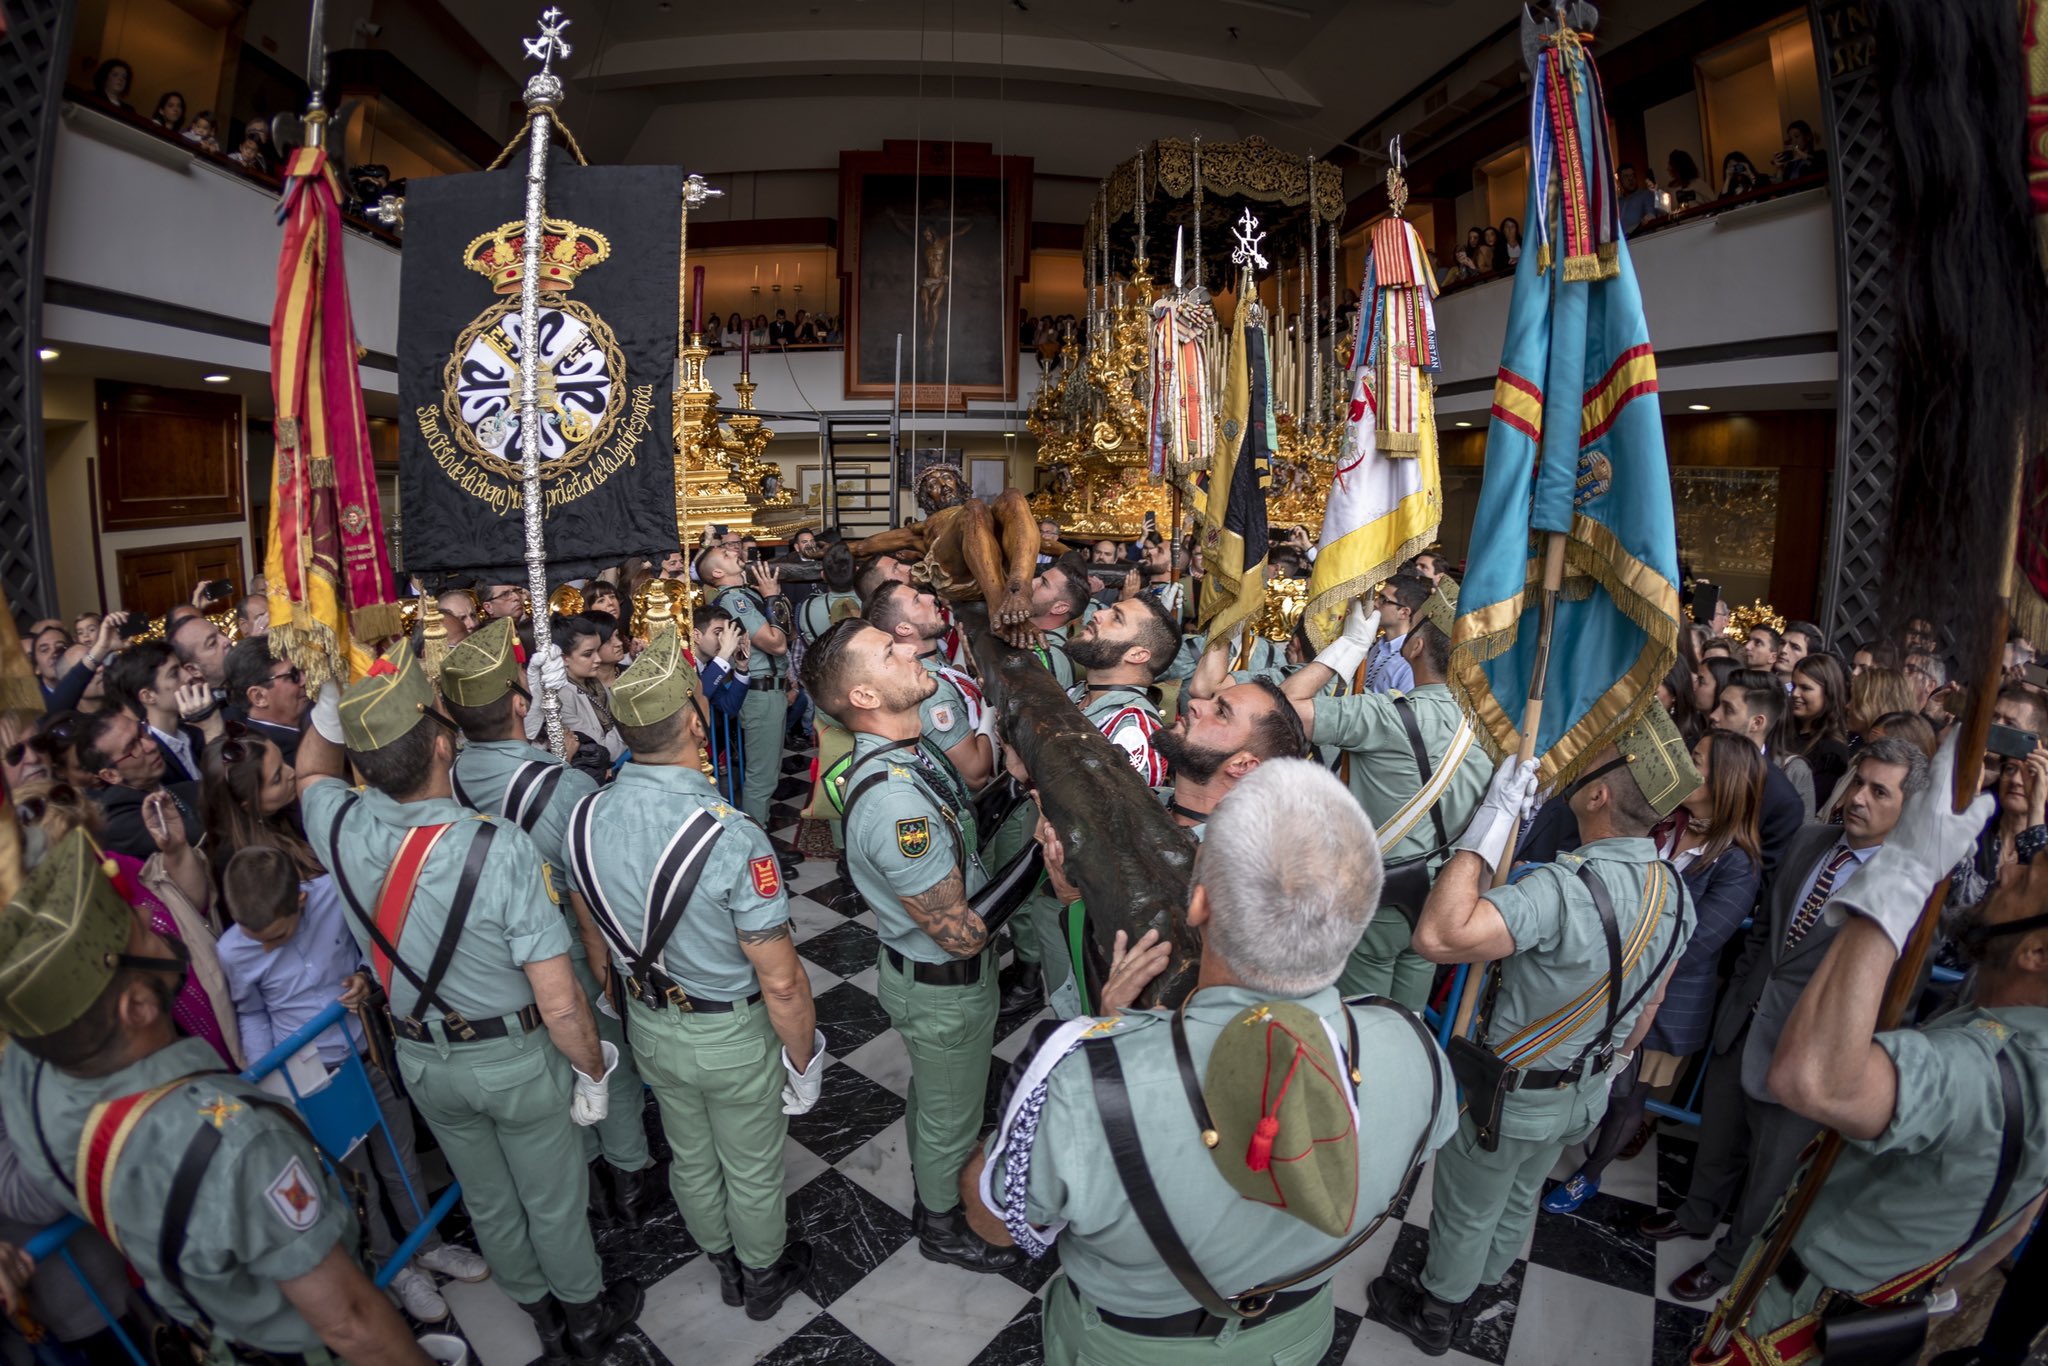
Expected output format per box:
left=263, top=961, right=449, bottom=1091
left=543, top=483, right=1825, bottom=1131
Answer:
left=865, top=431, right=882, bottom=437
left=1454, top=420, right=1471, bottom=428
left=36, top=347, right=58, bottom=361
left=203, top=373, right=231, bottom=383
left=1687, top=403, right=1710, bottom=411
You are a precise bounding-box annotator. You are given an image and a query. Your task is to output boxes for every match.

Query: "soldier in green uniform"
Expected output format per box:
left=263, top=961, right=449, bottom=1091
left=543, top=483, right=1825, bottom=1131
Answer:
left=963, top=759, right=1458, bottom=1366
left=1708, top=732, right=2045, bottom=1366
left=798, top=542, right=863, bottom=647
left=1268, top=588, right=1488, bottom=1008
left=294, top=642, right=641, bottom=1360
left=0, top=831, right=430, bottom=1366
left=696, top=542, right=791, bottom=830
left=799, top=620, right=1040, bottom=1273
left=1064, top=595, right=1179, bottom=789
left=563, top=628, right=824, bottom=1321
left=865, top=580, right=994, bottom=790
left=1373, top=707, right=1699, bottom=1355
left=438, top=617, right=656, bottom=1228
left=1022, top=557, right=1088, bottom=691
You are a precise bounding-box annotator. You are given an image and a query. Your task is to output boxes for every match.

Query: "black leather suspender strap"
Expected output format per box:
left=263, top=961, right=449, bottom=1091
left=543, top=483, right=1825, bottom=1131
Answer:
left=503, top=762, right=566, bottom=833
left=1167, top=994, right=1365, bottom=1145
left=1577, top=863, right=1625, bottom=1054
left=567, top=795, right=728, bottom=1009
left=1519, top=863, right=1684, bottom=1088
left=159, top=1119, right=224, bottom=1334
left=842, top=738, right=968, bottom=881
left=1964, top=1050, right=2027, bottom=1252
left=1390, top=696, right=1449, bottom=853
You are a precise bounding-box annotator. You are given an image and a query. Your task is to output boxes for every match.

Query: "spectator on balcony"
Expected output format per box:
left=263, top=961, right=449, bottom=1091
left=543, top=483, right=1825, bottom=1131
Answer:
left=1499, top=216, right=1522, bottom=267
left=1617, top=162, right=1658, bottom=234
left=1450, top=228, right=1483, bottom=283
left=1720, top=150, right=1765, bottom=199
left=1774, top=120, right=1828, bottom=181
left=769, top=309, right=794, bottom=345
left=1479, top=226, right=1503, bottom=274
left=751, top=314, right=769, bottom=346
left=824, top=314, right=844, bottom=344
left=720, top=312, right=745, bottom=350
left=151, top=91, right=186, bottom=134
left=182, top=110, right=221, bottom=155
left=91, top=59, right=134, bottom=112
left=1665, top=150, right=1711, bottom=213
left=230, top=129, right=268, bottom=173
left=794, top=309, right=818, bottom=345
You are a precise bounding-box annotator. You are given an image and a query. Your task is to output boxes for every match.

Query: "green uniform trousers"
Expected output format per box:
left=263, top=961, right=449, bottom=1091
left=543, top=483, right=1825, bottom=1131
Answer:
left=570, top=950, right=652, bottom=1174
left=1030, top=894, right=1084, bottom=1017
left=392, top=1029, right=602, bottom=1306
left=738, top=686, right=788, bottom=827
left=983, top=802, right=1040, bottom=966
left=876, top=949, right=998, bottom=1213
left=1337, top=912, right=1435, bottom=1011
left=1421, top=1098, right=1601, bottom=1303
left=1042, top=1273, right=1334, bottom=1366
left=627, top=996, right=789, bottom=1268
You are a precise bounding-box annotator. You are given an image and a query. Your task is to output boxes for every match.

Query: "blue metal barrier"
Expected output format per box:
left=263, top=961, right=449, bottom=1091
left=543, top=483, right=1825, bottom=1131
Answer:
left=22, top=1218, right=146, bottom=1366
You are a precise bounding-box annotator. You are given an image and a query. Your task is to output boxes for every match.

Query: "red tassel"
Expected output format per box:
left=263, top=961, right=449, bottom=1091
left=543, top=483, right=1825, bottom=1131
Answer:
left=365, top=658, right=397, bottom=678
left=1246, top=1115, right=1279, bottom=1172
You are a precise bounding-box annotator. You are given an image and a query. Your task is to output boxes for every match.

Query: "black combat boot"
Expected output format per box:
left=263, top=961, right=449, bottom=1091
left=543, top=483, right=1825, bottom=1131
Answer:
left=1367, top=1273, right=1461, bottom=1357
left=516, top=1295, right=572, bottom=1366
left=914, top=1199, right=1022, bottom=1274
left=585, top=1157, right=614, bottom=1224
left=607, top=1162, right=654, bottom=1231
left=740, top=1240, right=815, bottom=1322
left=998, top=960, right=1043, bottom=1015
left=705, top=1248, right=744, bottom=1308
left=560, top=1278, right=644, bottom=1361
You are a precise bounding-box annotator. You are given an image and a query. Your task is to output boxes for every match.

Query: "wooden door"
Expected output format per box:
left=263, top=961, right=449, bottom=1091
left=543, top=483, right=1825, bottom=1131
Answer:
left=97, top=382, right=244, bottom=531
left=115, top=540, right=245, bottom=620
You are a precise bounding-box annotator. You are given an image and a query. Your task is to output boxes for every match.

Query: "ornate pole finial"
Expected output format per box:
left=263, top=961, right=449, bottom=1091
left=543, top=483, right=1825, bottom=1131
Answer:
left=1230, top=208, right=1268, bottom=273
left=522, top=7, right=573, bottom=109
left=1386, top=134, right=1410, bottom=219
left=682, top=173, right=724, bottom=210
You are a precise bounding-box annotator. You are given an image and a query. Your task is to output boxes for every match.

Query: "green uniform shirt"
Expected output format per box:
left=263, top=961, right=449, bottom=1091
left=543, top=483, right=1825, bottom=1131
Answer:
left=451, top=739, right=598, bottom=916
left=1309, top=683, right=1490, bottom=867
left=302, top=780, right=570, bottom=1023
left=0, top=1039, right=349, bottom=1352
left=1781, top=1005, right=2048, bottom=1295
left=1031, top=624, right=1077, bottom=691
left=567, top=762, right=791, bottom=1000
left=1479, top=838, right=1695, bottom=1130
left=991, top=986, right=1457, bottom=1315
left=1073, top=683, right=1167, bottom=789
left=844, top=732, right=987, bottom=962
left=919, top=653, right=977, bottom=752
left=717, top=585, right=786, bottom=682
left=799, top=591, right=861, bottom=646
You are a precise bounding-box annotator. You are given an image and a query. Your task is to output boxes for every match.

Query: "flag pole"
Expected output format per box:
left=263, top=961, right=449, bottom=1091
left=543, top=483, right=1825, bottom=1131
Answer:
left=514, top=8, right=572, bottom=758
left=1449, top=529, right=1568, bottom=1038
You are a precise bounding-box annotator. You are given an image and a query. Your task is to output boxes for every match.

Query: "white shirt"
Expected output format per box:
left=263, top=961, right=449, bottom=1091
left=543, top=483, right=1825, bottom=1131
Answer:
left=1788, top=837, right=1881, bottom=913
left=149, top=722, right=199, bottom=782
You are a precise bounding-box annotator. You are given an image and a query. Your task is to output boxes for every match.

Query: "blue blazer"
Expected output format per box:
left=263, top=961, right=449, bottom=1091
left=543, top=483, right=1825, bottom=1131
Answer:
left=1643, top=844, right=1761, bottom=1058
left=698, top=658, right=751, bottom=718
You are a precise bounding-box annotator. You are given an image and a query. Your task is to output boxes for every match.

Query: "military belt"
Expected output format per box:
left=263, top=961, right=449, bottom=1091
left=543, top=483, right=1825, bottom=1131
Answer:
left=390, top=1002, right=542, bottom=1044
left=627, top=976, right=764, bottom=1014
left=223, top=1345, right=312, bottom=1366
left=747, top=676, right=782, bottom=691
left=883, top=945, right=984, bottom=987
left=1091, top=1284, right=1323, bottom=1339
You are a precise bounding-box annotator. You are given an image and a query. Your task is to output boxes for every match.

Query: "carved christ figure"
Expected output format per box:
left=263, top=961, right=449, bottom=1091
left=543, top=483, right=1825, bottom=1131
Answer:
left=889, top=205, right=973, bottom=360
left=849, top=466, right=1060, bottom=646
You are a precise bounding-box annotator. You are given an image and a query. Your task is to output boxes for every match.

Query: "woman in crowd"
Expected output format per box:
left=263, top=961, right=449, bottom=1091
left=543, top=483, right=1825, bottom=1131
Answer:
left=1544, top=731, right=1765, bottom=1211
left=1848, top=666, right=1917, bottom=740
left=150, top=91, right=185, bottom=133
left=11, top=779, right=239, bottom=1066
left=1659, top=657, right=1707, bottom=747
left=199, top=725, right=322, bottom=887
left=1499, top=216, right=1522, bottom=267
left=91, top=59, right=133, bottom=111
left=720, top=312, right=745, bottom=350
left=531, top=614, right=622, bottom=764
left=1479, top=226, right=1503, bottom=274
left=1692, top=654, right=1739, bottom=720
left=1719, top=150, right=1764, bottom=198
left=1949, top=742, right=2048, bottom=914
left=586, top=610, right=630, bottom=686
left=1775, top=120, right=1827, bottom=180
left=1850, top=639, right=1902, bottom=673
left=794, top=309, right=818, bottom=344
left=1665, top=150, right=1711, bottom=213
left=1788, top=652, right=1853, bottom=807
left=749, top=314, right=769, bottom=347
left=584, top=579, right=623, bottom=621
left=1452, top=227, right=1484, bottom=281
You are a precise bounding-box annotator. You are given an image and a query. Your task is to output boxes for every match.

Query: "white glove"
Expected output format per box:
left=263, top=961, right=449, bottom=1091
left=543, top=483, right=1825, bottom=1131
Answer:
left=310, top=681, right=345, bottom=744
left=570, top=1040, right=619, bottom=1126
left=594, top=991, right=620, bottom=1021
left=1824, top=729, right=1996, bottom=954
left=527, top=640, right=568, bottom=699
left=781, top=1029, right=828, bottom=1115
left=1313, top=601, right=1382, bottom=683
left=1454, top=757, right=1541, bottom=868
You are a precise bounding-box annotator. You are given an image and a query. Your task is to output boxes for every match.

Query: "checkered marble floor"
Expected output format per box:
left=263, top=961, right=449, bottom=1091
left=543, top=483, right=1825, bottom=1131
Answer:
left=424, top=754, right=1729, bottom=1366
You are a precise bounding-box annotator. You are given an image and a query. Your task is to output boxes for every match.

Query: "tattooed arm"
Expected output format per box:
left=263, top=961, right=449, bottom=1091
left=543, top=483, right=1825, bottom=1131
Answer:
left=899, top=869, right=988, bottom=959
left=739, top=922, right=817, bottom=1067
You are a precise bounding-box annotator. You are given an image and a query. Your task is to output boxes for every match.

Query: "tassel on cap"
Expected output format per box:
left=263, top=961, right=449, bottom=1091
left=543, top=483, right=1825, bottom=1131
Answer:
left=1245, top=1114, right=1280, bottom=1172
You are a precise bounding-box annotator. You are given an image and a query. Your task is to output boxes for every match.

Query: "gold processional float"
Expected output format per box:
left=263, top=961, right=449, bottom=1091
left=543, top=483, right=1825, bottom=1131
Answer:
left=1028, top=134, right=1350, bottom=641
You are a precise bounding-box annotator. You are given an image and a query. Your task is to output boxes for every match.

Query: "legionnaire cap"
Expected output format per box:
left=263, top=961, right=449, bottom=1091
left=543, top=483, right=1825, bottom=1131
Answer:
left=1418, top=583, right=1456, bottom=636
left=439, top=617, right=525, bottom=708
left=1617, top=704, right=1701, bottom=820
left=1202, top=1000, right=1359, bottom=1237
left=339, top=639, right=437, bottom=750
left=0, top=830, right=135, bottom=1038
left=611, top=625, right=697, bottom=727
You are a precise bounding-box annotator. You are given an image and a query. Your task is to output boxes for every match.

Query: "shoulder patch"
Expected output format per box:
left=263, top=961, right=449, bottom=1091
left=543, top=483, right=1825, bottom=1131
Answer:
left=897, top=817, right=931, bottom=859
left=264, top=1155, right=322, bottom=1231
left=930, top=703, right=956, bottom=732
left=749, top=855, right=781, bottom=898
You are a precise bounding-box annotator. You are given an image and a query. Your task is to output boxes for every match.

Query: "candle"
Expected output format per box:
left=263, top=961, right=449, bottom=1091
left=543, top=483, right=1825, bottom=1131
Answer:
left=1174, top=226, right=1183, bottom=290
left=741, top=325, right=750, bottom=371
left=775, top=262, right=781, bottom=281
left=796, top=261, right=803, bottom=284
left=753, top=263, right=759, bottom=285
left=692, top=265, right=705, bottom=337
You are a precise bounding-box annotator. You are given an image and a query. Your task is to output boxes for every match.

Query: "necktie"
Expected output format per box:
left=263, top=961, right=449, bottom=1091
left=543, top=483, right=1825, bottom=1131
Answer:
left=1785, top=846, right=1858, bottom=947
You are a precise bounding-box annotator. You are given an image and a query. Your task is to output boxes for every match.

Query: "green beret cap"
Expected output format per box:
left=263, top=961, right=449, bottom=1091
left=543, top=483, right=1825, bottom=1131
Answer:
left=440, top=617, right=524, bottom=709
left=0, top=831, right=133, bottom=1038
left=340, top=639, right=437, bottom=750
left=1419, top=584, right=1456, bottom=636
left=1202, top=999, right=1359, bottom=1238
left=611, top=625, right=697, bottom=728
left=1618, top=704, right=1702, bottom=820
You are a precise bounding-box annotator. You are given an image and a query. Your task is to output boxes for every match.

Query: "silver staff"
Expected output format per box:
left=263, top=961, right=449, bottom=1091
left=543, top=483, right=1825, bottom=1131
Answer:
left=518, top=7, right=571, bottom=757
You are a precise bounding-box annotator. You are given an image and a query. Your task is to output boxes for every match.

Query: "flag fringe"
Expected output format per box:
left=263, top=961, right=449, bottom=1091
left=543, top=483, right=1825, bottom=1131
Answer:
left=2013, top=582, right=2048, bottom=646
left=1300, top=520, right=1438, bottom=650
left=269, top=615, right=349, bottom=701
left=350, top=600, right=406, bottom=644
left=1376, top=430, right=1422, bottom=454
left=308, top=458, right=337, bottom=490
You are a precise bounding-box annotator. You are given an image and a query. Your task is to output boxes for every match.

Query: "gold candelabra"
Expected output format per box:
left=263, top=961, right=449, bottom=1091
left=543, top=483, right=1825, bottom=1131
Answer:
left=671, top=334, right=802, bottom=544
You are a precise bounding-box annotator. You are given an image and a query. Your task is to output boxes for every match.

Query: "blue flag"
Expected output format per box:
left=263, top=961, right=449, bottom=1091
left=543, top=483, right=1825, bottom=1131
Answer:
left=1446, top=28, right=1681, bottom=786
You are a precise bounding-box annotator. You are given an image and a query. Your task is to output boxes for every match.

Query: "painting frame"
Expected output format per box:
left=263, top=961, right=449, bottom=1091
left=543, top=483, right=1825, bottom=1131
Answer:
left=839, top=141, right=1034, bottom=412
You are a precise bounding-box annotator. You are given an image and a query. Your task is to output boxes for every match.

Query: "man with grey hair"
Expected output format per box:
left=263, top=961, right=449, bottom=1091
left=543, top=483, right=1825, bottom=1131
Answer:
left=1378, top=707, right=1699, bottom=1354
left=962, top=759, right=1456, bottom=1364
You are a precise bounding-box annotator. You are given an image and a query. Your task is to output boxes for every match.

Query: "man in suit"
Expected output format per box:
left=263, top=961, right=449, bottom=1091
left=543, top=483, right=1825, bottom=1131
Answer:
left=1521, top=672, right=1805, bottom=884
left=224, top=637, right=306, bottom=763
left=1643, top=737, right=1926, bottom=1301
left=76, top=709, right=202, bottom=859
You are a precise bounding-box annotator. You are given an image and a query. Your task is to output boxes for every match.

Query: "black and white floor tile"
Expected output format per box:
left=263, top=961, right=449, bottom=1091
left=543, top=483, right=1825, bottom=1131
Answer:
left=428, top=752, right=1732, bottom=1366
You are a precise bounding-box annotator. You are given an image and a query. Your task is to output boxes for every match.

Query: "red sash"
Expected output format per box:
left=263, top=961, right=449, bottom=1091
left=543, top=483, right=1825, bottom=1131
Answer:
left=370, top=824, right=454, bottom=995
left=77, top=1078, right=197, bottom=1252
